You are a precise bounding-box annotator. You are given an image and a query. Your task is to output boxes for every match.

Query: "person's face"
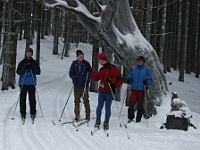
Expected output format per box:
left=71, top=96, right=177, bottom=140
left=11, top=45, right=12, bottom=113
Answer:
left=26, top=52, right=33, bottom=59
left=137, top=59, right=144, bottom=66
left=77, top=54, right=84, bottom=61
left=98, top=59, right=107, bottom=66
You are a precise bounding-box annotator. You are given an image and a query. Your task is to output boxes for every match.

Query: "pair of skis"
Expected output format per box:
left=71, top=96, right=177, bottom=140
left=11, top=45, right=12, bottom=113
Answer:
left=52, top=118, right=86, bottom=126
left=52, top=117, right=95, bottom=127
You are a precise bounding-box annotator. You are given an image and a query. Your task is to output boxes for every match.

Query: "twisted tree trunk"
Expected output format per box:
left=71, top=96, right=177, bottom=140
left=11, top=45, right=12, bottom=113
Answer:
left=38, top=0, right=168, bottom=113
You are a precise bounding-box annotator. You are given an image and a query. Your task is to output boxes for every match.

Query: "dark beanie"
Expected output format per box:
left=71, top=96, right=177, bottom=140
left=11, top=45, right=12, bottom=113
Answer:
left=76, top=50, right=84, bottom=57
left=25, top=48, right=33, bottom=54
left=98, top=52, right=107, bottom=61
left=137, top=56, right=145, bottom=62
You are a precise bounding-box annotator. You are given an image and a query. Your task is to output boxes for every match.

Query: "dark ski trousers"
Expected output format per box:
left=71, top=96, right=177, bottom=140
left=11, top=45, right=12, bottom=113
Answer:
left=73, top=86, right=90, bottom=118
left=128, top=90, right=144, bottom=122
left=20, top=85, right=36, bottom=116
left=96, top=92, right=113, bottom=124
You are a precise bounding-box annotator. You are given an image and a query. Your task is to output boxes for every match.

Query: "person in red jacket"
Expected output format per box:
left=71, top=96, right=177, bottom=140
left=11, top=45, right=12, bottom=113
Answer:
left=87, top=52, right=122, bottom=130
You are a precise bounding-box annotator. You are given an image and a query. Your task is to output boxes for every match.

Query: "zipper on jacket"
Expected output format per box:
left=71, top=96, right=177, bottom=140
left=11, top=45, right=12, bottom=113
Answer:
left=137, top=67, right=141, bottom=89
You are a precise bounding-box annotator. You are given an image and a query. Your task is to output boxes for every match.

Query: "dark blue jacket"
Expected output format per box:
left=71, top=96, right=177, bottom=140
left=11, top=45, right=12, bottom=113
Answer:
left=16, top=58, right=41, bottom=86
left=69, top=60, right=91, bottom=88
left=128, top=64, right=153, bottom=90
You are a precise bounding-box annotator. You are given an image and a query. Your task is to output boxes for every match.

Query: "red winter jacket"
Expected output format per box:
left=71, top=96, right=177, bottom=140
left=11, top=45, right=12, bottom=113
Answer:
left=90, top=62, right=122, bottom=92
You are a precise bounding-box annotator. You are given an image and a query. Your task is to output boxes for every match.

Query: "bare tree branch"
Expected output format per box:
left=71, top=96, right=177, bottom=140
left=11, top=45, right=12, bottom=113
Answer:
left=92, top=0, right=102, bottom=14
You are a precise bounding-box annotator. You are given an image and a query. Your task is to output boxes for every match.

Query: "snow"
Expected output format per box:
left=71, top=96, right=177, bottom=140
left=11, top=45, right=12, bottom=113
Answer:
left=0, top=37, right=200, bottom=150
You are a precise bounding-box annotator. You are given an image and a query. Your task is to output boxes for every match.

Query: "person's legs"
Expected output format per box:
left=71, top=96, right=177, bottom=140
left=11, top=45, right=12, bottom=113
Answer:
left=128, top=101, right=135, bottom=120
left=128, top=91, right=137, bottom=120
left=74, top=87, right=82, bottom=119
left=136, top=91, right=144, bottom=122
left=28, top=86, right=37, bottom=116
left=104, top=92, right=113, bottom=124
left=95, top=92, right=105, bottom=126
left=83, top=86, right=90, bottom=119
left=20, top=86, right=28, bottom=118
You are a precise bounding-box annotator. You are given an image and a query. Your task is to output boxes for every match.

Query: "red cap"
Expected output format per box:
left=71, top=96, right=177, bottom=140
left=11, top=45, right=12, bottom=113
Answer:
left=98, top=52, right=107, bottom=60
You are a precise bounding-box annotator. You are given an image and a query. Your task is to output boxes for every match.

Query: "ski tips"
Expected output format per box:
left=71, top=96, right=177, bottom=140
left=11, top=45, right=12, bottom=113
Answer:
left=71, top=121, right=76, bottom=128
left=52, top=120, right=56, bottom=126
left=91, top=131, right=94, bottom=136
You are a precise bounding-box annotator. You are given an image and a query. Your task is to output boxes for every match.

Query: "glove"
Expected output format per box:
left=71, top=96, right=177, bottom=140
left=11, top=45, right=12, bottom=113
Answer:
left=126, top=78, right=131, bottom=84
left=86, top=67, right=92, bottom=72
left=105, top=78, right=111, bottom=82
left=73, top=74, right=79, bottom=82
left=25, top=63, right=33, bottom=69
left=143, top=80, right=148, bottom=86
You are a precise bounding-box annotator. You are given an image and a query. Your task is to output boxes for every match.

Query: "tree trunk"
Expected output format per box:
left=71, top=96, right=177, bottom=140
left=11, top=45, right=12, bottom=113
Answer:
left=2, top=0, right=17, bottom=90
left=150, top=0, right=159, bottom=50
left=41, top=8, right=46, bottom=39
left=24, top=1, right=32, bottom=50
left=164, top=0, right=176, bottom=73
left=185, top=0, right=195, bottom=74
left=64, top=12, right=72, bottom=58
left=90, top=38, right=99, bottom=93
left=18, top=2, right=23, bottom=40
left=45, top=9, right=51, bottom=36
left=53, top=8, right=59, bottom=55
left=0, top=1, right=2, bottom=48
left=144, top=0, right=153, bottom=42
left=30, top=0, right=35, bottom=45
left=196, top=1, right=200, bottom=78
left=36, top=3, right=42, bottom=63
left=178, top=0, right=188, bottom=82
left=0, top=1, right=7, bottom=65
left=173, top=0, right=180, bottom=70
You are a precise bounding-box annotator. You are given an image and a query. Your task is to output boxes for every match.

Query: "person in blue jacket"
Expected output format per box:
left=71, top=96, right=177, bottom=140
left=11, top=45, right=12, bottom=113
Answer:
left=16, top=48, right=41, bottom=120
left=127, top=56, right=153, bottom=122
left=69, top=50, right=92, bottom=121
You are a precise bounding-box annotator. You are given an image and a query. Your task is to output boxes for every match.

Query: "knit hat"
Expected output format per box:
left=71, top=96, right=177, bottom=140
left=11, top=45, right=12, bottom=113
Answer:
left=98, top=52, right=107, bottom=61
left=25, top=48, right=33, bottom=54
left=137, top=56, right=145, bottom=62
left=76, top=50, right=84, bottom=57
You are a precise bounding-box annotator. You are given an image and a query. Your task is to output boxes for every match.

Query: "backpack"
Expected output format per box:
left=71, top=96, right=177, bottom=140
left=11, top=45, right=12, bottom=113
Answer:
left=110, top=65, right=124, bottom=89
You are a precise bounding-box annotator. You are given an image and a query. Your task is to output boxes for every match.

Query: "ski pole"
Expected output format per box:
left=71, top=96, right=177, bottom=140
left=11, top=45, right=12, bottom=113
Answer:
left=108, top=83, right=122, bottom=126
left=30, top=69, right=44, bottom=117
left=108, top=82, right=130, bottom=139
left=118, top=84, right=129, bottom=127
left=59, top=83, right=74, bottom=122
left=108, top=83, right=120, bottom=114
left=11, top=70, right=28, bottom=120
left=144, top=85, right=148, bottom=128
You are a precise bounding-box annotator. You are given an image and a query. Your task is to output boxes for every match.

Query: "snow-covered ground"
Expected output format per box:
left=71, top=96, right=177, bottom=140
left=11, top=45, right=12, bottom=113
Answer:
left=0, top=37, right=200, bottom=150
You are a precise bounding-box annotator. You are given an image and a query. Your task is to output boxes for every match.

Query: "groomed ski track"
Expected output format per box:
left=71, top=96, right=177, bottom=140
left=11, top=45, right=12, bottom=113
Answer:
left=3, top=70, right=121, bottom=150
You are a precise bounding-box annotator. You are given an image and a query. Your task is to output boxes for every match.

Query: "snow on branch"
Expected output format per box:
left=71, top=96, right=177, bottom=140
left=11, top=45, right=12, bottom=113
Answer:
left=37, top=0, right=100, bottom=23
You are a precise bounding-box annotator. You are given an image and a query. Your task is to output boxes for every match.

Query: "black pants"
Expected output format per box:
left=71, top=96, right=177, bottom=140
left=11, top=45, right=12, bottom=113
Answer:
left=20, top=85, right=36, bottom=116
left=128, top=101, right=144, bottom=122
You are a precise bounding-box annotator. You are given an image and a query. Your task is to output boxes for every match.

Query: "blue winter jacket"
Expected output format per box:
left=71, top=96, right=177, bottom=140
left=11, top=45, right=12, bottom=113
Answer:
left=128, top=64, right=153, bottom=90
left=69, top=60, right=91, bottom=88
left=16, top=58, right=41, bottom=86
